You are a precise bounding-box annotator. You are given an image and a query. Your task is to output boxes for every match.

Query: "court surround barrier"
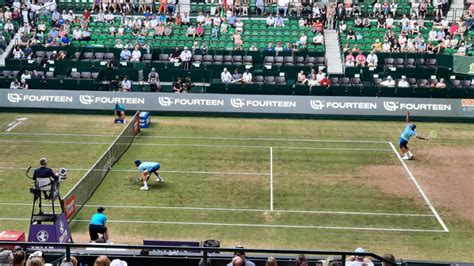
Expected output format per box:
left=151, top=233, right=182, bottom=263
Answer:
left=0, top=89, right=473, bottom=119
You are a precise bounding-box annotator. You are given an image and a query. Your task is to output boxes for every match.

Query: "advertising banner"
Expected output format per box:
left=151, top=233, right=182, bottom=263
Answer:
left=0, top=89, right=472, bottom=118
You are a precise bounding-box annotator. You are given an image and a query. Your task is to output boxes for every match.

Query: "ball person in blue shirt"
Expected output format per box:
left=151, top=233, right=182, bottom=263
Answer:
left=89, top=207, right=109, bottom=242
left=134, top=160, right=163, bottom=191
left=399, top=112, right=429, bottom=160
left=114, top=103, right=126, bottom=124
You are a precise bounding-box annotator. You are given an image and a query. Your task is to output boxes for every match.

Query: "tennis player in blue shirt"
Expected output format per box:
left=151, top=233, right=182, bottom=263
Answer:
left=399, top=112, right=429, bottom=160
left=134, top=160, right=163, bottom=191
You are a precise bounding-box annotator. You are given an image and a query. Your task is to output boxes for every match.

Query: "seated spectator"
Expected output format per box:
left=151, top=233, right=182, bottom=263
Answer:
left=355, top=51, right=366, bottom=67
left=342, top=43, right=351, bottom=53
left=398, top=77, right=410, bottom=88
left=169, top=47, right=180, bottom=62
left=186, top=25, right=196, bottom=37
left=297, top=70, right=309, bottom=85
left=221, top=21, right=229, bottom=33
left=0, top=249, right=13, bottom=265
left=386, top=14, right=394, bottom=29
left=20, top=79, right=29, bottom=90
left=319, top=74, right=331, bottom=87
left=115, top=40, right=124, bottom=49
left=457, top=41, right=466, bottom=55
left=295, top=254, right=308, bottom=266
left=233, top=32, right=243, bottom=50
left=10, top=79, right=21, bottom=89
left=435, top=78, right=446, bottom=89
left=148, top=67, right=161, bottom=92
left=347, top=28, right=355, bottom=40
left=266, top=14, right=275, bottom=27
left=298, top=32, right=307, bottom=47
left=72, top=26, right=82, bottom=40
left=221, top=68, right=232, bottom=84
left=156, top=23, right=165, bottom=36
left=228, top=14, right=237, bottom=27
left=196, top=24, right=204, bottom=37
left=235, top=19, right=244, bottom=32
left=275, top=15, right=284, bottom=27
left=81, top=28, right=91, bottom=41
left=313, top=19, right=324, bottom=34
left=226, top=248, right=255, bottom=266
left=32, top=70, right=44, bottom=79
left=380, top=76, right=395, bottom=87
left=354, top=16, right=363, bottom=27
left=433, top=40, right=446, bottom=53
left=120, top=48, right=131, bottom=61
left=12, top=249, right=26, bottom=266
left=266, top=256, right=277, bottom=266
left=182, top=12, right=190, bottom=26
left=13, top=46, right=24, bottom=59
left=242, top=69, right=253, bottom=83
left=373, top=1, right=382, bottom=17
left=231, top=69, right=243, bottom=83
left=164, top=24, right=173, bottom=36
left=366, top=51, right=378, bottom=67
left=345, top=52, right=355, bottom=66
left=346, top=246, right=374, bottom=266
left=173, top=78, right=183, bottom=93
left=61, top=34, right=71, bottom=46
left=382, top=40, right=391, bottom=52
left=298, top=17, right=306, bottom=27
left=196, top=12, right=205, bottom=24
left=371, top=39, right=382, bottom=52
left=23, top=44, right=33, bottom=59
left=275, top=42, right=283, bottom=52
left=94, top=255, right=111, bottom=266
left=316, top=69, right=326, bottom=84
left=377, top=14, right=386, bottom=28
left=120, top=76, right=132, bottom=92
left=313, top=33, right=324, bottom=46
left=391, top=39, right=401, bottom=52
left=362, top=16, right=371, bottom=28
left=21, top=70, right=31, bottom=80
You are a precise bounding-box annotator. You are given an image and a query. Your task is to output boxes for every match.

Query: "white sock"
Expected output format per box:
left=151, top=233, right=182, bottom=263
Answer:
left=143, top=181, right=148, bottom=189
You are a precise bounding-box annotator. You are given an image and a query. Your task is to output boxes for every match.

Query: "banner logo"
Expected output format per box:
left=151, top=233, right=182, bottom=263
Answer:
left=230, top=98, right=245, bottom=108
left=469, top=63, right=474, bottom=74
left=36, top=230, right=49, bottom=242
left=7, top=93, right=21, bottom=103
left=310, top=100, right=324, bottom=110
left=64, top=194, right=76, bottom=220
left=158, top=97, right=172, bottom=107
left=79, top=95, right=94, bottom=105
left=383, top=101, right=399, bottom=111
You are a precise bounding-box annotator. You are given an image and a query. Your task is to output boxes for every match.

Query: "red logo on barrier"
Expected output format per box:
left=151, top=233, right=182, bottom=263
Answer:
left=64, top=194, right=76, bottom=220
left=133, top=115, right=141, bottom=134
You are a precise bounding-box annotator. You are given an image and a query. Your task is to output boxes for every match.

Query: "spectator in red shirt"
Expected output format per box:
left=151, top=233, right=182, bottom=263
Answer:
left=83, top=9, right=91, bottom=21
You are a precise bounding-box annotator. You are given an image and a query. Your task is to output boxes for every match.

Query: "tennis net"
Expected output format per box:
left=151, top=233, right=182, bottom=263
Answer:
left=63, top=111, right=141, bottom=221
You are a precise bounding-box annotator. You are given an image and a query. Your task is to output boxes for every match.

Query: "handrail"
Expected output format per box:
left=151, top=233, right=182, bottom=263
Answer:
left=0, top=241, right=397, bottom=265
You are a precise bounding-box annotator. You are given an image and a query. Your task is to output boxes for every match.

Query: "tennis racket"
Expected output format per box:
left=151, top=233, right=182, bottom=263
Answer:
left=129, top=176, right=142, bottom=185
left=428, top=130, right=437, bottom=139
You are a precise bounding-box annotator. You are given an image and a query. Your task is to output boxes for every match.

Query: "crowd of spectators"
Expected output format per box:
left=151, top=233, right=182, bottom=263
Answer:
left=297, top=68, right=330, bottom=87
left=339, top=0, right=473, bottom=67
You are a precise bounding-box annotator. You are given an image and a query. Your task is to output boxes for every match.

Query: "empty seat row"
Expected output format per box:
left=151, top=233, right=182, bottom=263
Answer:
left=69, top=71, right=100, bottom=79
left=253, top=76, right=286, bottom=85
left=384, top=58, right=437, bottom=68
left=0, top=70, right=19, bottom=78
left=264, top=56, right=325, bottom=67
left=158, top=54, right=253, bottom=65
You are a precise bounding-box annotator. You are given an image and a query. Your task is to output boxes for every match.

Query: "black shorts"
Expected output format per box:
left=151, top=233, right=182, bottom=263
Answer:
left=89, top=224, right=107, bottom=241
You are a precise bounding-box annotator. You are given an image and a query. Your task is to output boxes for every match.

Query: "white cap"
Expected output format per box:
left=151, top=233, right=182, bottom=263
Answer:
left=110, top=259, right=128, bottom=266
left=355, top=247, right=365, bottom=253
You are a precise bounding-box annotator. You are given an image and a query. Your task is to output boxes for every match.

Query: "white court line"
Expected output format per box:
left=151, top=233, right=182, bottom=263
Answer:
left=270, top=147, right=273, bottom=212
left=0, top=132, right=387, bottom=144
left=0, top=217, right=446, bottom=233
left=0, top=202, right=434, bottom=217
left=0, top=139, right=391, bottom=152
left=388, top=142, right=449, bottom=232
left=0, top=166, right=269, bottom=176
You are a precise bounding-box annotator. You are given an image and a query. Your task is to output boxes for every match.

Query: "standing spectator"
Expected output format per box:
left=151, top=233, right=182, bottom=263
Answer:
left=179, top=47, right=192, bottom=70
left=277, top=0, right=289, bottom=16
left=89, top=207, right=109, bottom=242
left=148, top=67, right=161, bottom=92
left=12, top=249, right=26, bottom=266
left=335, top=3, right=346, bottom=21
left=221, top=68, right=232, bottom=84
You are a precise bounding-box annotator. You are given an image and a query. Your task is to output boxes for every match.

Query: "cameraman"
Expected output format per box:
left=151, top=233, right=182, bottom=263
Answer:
left=182, top=77, right=194, bottom=93
left=148, top=68, right=161, bottom=92
left=33, top=158, right=59, bottom=198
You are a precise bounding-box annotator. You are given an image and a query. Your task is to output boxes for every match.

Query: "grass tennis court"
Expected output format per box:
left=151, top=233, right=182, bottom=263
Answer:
left=0, top=113, right=473, bottom=261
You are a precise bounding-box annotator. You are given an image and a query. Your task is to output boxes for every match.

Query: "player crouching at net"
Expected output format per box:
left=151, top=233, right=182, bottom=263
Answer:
left=114, top=103, right=126, bottom=124
left=134, top=160, right=164, bottom=191
left=399, top=112, right=429, bottom=160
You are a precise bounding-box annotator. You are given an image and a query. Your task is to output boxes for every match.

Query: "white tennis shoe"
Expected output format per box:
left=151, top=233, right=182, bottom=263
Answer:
left=402, top=155, right=410, bottom=160
left=140, top=186, right=148, bottom=191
